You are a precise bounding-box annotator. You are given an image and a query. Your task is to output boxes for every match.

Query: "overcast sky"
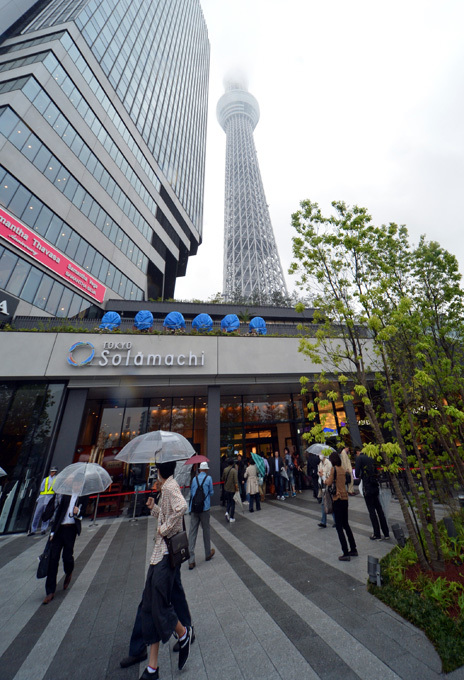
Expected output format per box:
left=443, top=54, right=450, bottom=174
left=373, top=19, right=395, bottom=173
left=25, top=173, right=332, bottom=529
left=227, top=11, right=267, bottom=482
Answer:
left=175, top=0, right=464, bottom=302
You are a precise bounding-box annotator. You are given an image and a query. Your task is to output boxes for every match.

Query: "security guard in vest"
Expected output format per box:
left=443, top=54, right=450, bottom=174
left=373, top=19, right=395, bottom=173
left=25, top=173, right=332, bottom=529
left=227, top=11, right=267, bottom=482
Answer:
left=28, top=467, right=58, bottom=535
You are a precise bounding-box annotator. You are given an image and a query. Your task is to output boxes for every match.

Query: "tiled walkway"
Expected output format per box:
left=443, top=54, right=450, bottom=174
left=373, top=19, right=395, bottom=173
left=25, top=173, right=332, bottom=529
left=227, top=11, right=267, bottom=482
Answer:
left=1, top=491, right=463, bottom=680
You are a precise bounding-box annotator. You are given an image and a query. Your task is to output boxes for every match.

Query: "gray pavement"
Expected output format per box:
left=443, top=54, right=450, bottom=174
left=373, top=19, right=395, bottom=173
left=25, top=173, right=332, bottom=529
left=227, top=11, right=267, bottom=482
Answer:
left=1, top=491, right=463, bottom=680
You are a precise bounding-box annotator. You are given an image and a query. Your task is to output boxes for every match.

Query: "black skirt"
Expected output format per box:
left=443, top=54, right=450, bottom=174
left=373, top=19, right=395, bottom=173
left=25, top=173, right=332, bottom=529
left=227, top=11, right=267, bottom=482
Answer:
left=141, top=555, right=178, bottom=645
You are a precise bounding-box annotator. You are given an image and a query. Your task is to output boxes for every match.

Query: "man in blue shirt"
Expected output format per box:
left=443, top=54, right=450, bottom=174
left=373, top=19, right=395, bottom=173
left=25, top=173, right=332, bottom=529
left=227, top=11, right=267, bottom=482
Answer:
left=188, top=462, right=214, bottom=570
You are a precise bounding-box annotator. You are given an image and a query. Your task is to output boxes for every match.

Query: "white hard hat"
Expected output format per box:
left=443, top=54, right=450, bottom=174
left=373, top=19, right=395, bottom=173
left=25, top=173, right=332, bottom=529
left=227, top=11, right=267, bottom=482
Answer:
left=199, top=461, right=209, bottom=470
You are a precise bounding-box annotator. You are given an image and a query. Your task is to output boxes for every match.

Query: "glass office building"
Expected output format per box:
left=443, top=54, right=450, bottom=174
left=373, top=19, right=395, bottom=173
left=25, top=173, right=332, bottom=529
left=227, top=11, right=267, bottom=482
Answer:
left=0, top=0, right=209, bottom=318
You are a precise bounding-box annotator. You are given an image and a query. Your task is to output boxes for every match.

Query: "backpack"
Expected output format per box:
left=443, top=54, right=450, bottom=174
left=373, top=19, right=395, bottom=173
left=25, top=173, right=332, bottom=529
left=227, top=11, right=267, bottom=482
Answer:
left=191, top=475, right=206, bottom=513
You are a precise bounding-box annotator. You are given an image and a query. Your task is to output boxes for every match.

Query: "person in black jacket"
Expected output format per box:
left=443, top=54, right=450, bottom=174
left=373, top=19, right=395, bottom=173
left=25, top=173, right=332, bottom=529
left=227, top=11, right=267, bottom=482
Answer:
left=354, top=448, right=389, bottom=540
left=41, top=492, right=87, bottom=604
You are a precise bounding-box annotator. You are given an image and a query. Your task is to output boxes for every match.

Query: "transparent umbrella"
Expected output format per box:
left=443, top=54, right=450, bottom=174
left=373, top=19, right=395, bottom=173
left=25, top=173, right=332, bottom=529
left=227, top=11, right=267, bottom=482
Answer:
left=53, top=462, right=112, bottom=496
left=0, top=467, right=6, bottom=477
left=306, top=443, right=336, bottom=456
left=115, top=430, right=195, bottom=464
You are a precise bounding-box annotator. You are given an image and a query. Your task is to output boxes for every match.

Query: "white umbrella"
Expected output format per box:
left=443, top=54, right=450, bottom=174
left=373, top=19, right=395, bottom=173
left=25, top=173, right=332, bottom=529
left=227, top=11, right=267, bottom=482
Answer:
left=0, top=467, right=6, bottom=477
left=53, top=462, right=112, bottom=496
left=115, top=430, right=195, bottom=464
left=306, top=443, right=336, bottom=456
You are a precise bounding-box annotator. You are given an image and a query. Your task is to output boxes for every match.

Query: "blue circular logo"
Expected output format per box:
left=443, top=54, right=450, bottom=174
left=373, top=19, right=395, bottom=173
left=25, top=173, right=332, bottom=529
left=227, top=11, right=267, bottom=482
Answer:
left=67, top=341, right=95, bottom=367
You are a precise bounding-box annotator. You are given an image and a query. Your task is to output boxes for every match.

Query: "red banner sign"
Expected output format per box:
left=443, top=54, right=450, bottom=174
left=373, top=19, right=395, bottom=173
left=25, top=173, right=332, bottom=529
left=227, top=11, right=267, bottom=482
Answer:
left=0, top=206, right=106, bottom=303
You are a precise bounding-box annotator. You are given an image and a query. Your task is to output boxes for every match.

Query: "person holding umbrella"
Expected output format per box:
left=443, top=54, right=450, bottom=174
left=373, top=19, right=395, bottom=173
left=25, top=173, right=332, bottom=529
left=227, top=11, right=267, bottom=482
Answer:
left=40, top=462, right=111, bottom=604
left=141, top=460, right=193, bottom=678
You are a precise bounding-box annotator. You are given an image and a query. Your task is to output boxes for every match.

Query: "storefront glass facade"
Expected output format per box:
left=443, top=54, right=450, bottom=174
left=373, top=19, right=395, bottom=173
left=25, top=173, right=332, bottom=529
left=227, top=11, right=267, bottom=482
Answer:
left=0, top=380, right=65, bottom=533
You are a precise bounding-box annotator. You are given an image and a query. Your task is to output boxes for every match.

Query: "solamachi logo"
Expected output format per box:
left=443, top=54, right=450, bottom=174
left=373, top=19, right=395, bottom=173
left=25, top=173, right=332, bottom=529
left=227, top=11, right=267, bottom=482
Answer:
left=67, top=341, right=95, bottom=367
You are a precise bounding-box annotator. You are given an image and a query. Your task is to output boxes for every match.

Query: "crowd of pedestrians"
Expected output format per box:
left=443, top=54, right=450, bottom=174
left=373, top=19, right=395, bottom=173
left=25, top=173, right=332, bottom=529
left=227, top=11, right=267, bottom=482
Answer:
left=29, top=442, right=388, bottom=680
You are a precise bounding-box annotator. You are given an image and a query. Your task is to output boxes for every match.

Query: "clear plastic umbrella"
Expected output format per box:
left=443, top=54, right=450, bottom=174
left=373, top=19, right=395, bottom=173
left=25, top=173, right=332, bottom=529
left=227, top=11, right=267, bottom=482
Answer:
left=115, top=430, right=195, bottom=464
left=0, top=467, right=6, bottom=477
left=52, top=462, right=112, bottom=496
left=306, top=443, right=336, bottom=456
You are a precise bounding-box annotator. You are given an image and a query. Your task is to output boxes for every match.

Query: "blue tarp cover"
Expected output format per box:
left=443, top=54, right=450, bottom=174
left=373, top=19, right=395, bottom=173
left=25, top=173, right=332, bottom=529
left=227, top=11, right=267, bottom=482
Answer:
left=192, top=313, right=213, bottom=332
left=99, top=311, right=121, bottom=330
left=249, top=316, right=267, bottom=335
left=134, top=310, right=154, bottom=330
left=221, top=314, right=240, bottom=332
left=163, top=311, right=186, bottom=330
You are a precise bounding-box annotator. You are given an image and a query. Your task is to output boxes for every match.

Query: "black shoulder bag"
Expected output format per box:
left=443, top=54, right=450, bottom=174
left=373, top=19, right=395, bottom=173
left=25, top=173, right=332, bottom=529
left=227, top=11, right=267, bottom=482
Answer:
left=165, top=517, right=190, bottom=568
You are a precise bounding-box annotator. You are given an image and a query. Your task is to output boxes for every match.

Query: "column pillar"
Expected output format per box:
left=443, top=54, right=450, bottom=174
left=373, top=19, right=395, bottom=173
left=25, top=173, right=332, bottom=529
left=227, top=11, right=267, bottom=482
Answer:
left=207, top=385, right=221, bottom=506
left=51, top=389, right=88, bottom=470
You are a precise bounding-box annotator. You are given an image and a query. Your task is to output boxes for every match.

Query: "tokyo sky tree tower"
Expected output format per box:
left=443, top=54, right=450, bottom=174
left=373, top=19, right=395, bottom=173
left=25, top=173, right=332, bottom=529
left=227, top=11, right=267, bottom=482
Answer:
left=217, top=80, right=288, bottom=301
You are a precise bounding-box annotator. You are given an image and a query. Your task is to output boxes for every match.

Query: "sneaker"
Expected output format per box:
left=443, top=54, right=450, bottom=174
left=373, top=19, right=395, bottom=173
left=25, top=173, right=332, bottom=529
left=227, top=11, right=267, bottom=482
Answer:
left=140, top=668, right=159, bottom=680
left=318, top=523, right=327, bottom=528
left=382, top=535, right=390, bottom=540
left=347, top=549, right=358, bottom=557
left=338, top=555, right=350, bottom=561
left=120, top=651, right=148, bottom=668
left=225, top=512, right=229, bottom=520
left=173, top=627, right=195, bottom=652
left=178, top=626, right=192, bottom=670
left=369, top=535, right=381, bottom=541
left=229, top=517, right=235, bottom=523
left=188, top=562, right=196, bottom=570
left=292, top=493, right=296, bottom=497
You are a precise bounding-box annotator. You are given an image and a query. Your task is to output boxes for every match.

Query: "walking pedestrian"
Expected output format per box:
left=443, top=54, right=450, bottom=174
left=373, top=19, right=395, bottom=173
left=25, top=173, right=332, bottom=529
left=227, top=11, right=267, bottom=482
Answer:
left=272, top=450, right=285, bottom=500
left=28, top=467, right=58, bottom=535
left=41, top=489, right=87, bottom=604
left=284, top=447, right=296, bottom=497
left=120, top=478, right=194, bottom=669
left=325, top=452, right=357, bottom=561
left=317, top=453, right=333, bottom=527
left=140, top=460, right=193, bottom=679
left=222, top=458, right=238, bottom=522
left=188, top=461, right=215, bottom=569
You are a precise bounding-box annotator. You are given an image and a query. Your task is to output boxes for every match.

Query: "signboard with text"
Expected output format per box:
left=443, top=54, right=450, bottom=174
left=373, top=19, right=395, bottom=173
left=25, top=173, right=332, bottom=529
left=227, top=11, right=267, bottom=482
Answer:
left=0, top=206, right=106, bottom=303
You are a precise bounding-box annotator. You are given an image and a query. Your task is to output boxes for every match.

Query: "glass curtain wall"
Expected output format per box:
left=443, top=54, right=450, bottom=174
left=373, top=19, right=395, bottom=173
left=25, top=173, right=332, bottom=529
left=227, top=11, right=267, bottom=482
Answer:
left=0, top=381, right=66, bottom=534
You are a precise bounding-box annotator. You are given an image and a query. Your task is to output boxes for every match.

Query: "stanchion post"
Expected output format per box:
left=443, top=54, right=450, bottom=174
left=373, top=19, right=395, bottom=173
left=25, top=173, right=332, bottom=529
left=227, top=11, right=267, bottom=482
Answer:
left=129, top=489, right=138, bottom=523
left=88, top=493, right=100, bottom=529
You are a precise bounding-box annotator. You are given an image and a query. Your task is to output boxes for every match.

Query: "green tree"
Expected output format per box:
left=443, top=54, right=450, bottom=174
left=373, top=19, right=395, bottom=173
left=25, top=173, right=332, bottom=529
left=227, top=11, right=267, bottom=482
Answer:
left=290, top=199, right=464, bottom=572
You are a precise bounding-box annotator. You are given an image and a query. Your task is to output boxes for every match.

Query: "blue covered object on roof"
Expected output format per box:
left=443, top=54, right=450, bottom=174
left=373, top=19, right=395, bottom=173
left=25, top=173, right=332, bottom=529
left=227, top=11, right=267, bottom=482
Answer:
left=99, top=311, right=121, bottom=331
left=163, top=311, right=186, bottom=330
left=249, top=316, right=267, bottom=335
left=192, top=313, right=213, bottom=332
left=134, top=310, right=154, bottom=331
left=221, top=314, right=240, bottom=333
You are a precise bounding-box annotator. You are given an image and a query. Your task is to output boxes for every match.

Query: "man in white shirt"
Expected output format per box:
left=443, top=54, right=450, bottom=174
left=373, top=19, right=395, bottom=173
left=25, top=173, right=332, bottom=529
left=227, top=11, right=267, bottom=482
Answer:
left=41, top=492, right=86, bottom=604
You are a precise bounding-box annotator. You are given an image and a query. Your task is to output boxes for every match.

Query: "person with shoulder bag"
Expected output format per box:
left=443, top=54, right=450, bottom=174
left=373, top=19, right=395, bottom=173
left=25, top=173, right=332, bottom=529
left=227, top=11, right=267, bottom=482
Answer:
left=188, top=462, right=215, bottom=570
left=140, top=461, right=193, bottom=678
left=325, top=452, right=357, bottom=561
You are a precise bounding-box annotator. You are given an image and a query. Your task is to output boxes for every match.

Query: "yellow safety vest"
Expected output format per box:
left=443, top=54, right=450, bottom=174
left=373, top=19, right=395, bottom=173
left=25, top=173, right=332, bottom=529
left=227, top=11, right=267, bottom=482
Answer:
left=40, top=476, right=56, bottom=495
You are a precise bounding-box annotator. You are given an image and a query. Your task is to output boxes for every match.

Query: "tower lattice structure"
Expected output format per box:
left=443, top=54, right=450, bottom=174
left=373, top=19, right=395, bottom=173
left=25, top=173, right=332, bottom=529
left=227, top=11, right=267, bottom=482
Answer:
left=217, top=82, right=288, bottom=301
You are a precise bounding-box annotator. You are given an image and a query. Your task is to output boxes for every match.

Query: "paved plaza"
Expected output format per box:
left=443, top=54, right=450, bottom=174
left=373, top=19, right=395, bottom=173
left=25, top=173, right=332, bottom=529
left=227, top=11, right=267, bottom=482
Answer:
left=1, top=491, right=463, bottom=680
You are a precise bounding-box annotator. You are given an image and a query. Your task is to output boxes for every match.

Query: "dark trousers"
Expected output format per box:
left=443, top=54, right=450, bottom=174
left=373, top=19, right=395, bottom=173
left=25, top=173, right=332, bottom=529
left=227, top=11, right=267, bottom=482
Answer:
left=130, top=563, right=192, bottom=656
left=294, top=469, right=302, bottom=491
left=225, top=491, right=235, bottom=518
left=364, top=492, right=389, bottom=537
left=273, top=473, right=283, bottom=497
left=46, top=524, right=77, bottom=595
left=249, top=493, right=260, bottom=511
left=332, top=499, right=356, bottom=555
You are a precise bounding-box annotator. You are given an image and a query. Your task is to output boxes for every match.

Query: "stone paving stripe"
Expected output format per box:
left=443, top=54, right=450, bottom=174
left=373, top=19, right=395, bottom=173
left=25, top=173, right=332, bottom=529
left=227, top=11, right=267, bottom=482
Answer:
left=0, top=524, right=108, bottom=660
left=211, top=516, right=403, bottom=680
left=12, top=521, right=120, bottom=680
left=210, top=519, right=360, bottom=680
